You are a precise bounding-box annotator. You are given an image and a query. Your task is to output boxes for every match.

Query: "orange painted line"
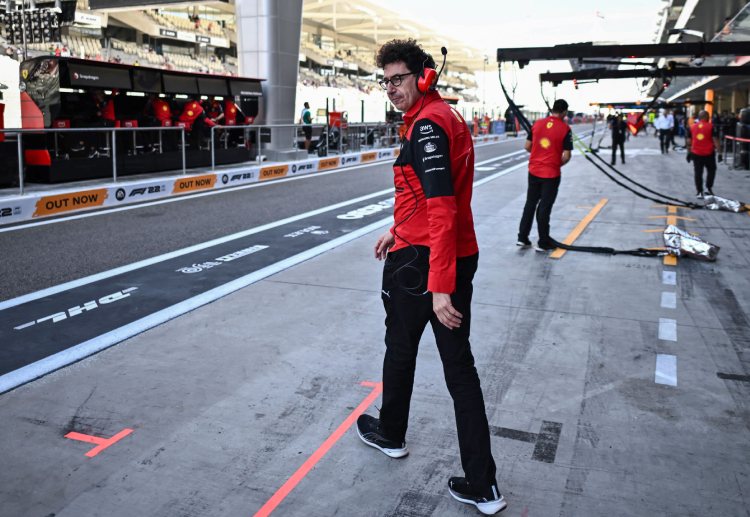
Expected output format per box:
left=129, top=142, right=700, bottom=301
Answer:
left=663, top=206, right=678, bottom=266
left=65, top=428, right=133, bottom=458
left=253, top=381, right=383, bottom=517
left=550, top=198, right=608, bottom=259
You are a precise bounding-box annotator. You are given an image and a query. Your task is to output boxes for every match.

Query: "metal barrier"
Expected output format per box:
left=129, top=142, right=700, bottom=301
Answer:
left=209, top=122, right=401, bottom=171
left=0, top=122, right=406, bottom=194
left=722, top=135, right=750, bottom=170
left=1, top=126, right=187, bottom=195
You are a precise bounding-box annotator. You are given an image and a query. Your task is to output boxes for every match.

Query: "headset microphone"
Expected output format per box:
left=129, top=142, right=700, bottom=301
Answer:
left=417, top=46, right=448, bottom=93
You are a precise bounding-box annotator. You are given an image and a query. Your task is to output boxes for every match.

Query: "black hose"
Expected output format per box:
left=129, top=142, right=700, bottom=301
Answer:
left=549, top=238, right=664, bottom=257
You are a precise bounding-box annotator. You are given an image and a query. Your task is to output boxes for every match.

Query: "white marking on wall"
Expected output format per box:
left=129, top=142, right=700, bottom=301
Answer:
left=662, top=271, right=676, bottom=285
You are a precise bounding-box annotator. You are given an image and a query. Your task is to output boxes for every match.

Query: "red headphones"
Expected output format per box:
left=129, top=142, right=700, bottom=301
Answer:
left=417, top=67, right=437, bottom=93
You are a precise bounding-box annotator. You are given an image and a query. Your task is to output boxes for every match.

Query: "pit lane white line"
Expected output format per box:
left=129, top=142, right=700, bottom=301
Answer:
left=662, top=271, right=676, bottom=285
left=655, top=354, right=677, bottom=386
left=0, top=150, right=528, bottom=311
left=0, top=146, right=525, bottom=235
left=0, top=154, right=532, bottom=393
left=658, top=318, right=677, bottom=341
left=660, top=292, right=677, bottom=309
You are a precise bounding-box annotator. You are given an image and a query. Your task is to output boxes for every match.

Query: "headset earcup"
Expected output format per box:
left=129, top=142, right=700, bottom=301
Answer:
left=417, top=68, right=437, bottom=93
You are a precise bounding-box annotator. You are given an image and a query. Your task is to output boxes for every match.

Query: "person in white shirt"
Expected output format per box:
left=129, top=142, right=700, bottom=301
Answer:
left=655, top=109, right=672, bottom=154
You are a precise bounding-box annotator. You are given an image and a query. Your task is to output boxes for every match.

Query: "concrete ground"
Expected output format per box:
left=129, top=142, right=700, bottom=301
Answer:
left=0, top=132, right=749, bottom=517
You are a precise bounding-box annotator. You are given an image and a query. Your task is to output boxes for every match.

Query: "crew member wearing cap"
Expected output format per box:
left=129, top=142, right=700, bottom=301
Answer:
left=686, top=110, right=721, bottom=199
left=517, top=99, right=572, bottom=252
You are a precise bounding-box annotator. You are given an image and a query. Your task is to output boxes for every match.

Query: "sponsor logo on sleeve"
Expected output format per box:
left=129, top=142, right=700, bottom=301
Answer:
left=172, top=174, right=217, bottom=194
left=318, top=157, right=341, bottom=170
left=361, top=152, right=377, bottom=162
left=259, top=165, right=289, bottom=181
left=424, top=142, right=437, bottom=153
left=34, top=189, right=109, bottom=217
left=419, top=124, right=433, bottom=135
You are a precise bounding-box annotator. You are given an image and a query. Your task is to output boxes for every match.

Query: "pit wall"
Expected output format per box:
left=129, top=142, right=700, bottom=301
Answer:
left=0, top=134, right=505, bottom=226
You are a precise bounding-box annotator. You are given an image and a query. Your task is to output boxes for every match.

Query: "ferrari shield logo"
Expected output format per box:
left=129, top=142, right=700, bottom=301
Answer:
left=21, top=69, right=28, bottom=79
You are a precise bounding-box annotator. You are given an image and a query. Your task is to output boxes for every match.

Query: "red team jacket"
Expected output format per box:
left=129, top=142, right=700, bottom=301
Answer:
left=391, top=90, right=478, bottom=294
left=527, top=115, right=572, bottom=178
left=690, top=121, right=715, bottom=156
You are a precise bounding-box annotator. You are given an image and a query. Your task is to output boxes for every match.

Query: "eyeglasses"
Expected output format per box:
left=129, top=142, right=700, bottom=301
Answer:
left=378, top=72, right=416, bottom=90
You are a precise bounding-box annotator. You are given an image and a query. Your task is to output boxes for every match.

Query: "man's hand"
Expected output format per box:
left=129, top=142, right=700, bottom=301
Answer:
left=433, top=292, right=462, bottom=329
left=374, top=232, right=395, bottom=260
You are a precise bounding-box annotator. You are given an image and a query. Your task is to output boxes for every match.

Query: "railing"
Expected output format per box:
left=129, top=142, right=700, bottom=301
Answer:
left=722, top=135, right=750, bottom=170
left=1, top=126, right=187, bottom=195
left=1, top=121, right=405, bottom=195
left=209, top=122, right=402, bottom=171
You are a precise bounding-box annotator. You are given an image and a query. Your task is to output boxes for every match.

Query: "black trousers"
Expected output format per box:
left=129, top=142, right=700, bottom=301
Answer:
left=693, top=153, right=717, bottom=193
left=518, top=173, right=561, bottom=245
left=611, top=138, right=625, bottom=164
left=658, top=129, right=671, bottom=153
left=380, top=247, right=496, bottom=490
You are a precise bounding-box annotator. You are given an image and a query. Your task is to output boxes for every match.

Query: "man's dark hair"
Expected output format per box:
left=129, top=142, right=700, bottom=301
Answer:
left=377, top=38, right=435, bottom=75
left=552, top=99, right=569, bottom=114
left=304, top=102, right=309, bottom=108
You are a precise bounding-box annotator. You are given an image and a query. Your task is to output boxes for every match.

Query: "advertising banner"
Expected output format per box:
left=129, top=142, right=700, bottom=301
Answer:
left=289, top=160, right=318, bottom=176
left=108, top=180, right=172, bottom=206
left=33, top=188, right=108, bottom=217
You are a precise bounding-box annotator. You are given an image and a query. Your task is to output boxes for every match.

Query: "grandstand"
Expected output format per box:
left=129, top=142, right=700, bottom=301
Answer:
left=2, top=0, right=487, bottom=122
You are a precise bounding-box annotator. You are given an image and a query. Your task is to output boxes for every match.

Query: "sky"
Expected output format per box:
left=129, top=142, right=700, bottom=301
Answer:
left=375, top=0, right=667, bottom=114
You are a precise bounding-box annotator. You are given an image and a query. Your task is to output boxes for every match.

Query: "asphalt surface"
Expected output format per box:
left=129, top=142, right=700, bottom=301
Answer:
left=1, top=129, right=748, bottom=516
left=0, top=138, right=526, bottom=302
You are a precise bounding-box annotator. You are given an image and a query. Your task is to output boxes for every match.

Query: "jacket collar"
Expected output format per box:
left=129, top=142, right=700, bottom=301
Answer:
left=403, top=90, right=442, bottom=126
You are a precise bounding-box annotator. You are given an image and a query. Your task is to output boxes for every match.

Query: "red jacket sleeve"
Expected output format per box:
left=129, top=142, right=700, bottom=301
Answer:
left=410, top=117, right=457, bottom=293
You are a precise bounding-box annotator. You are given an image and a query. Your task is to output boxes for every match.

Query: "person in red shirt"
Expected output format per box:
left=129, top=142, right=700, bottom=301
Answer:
left=356, top=39, right=505, bottom=516
left=686, top=110, right=721, bottom=198
left=517, top=99, right=573, bottom=252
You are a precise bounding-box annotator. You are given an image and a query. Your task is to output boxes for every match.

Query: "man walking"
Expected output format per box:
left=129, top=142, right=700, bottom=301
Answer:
left=517, top=99, right=573, bottom=252
left=655, top=109, right=671, bottom=154
left=300, top=101, right=313, bottom=151
left=356, top=38, right=506, bottom=515
left=610, top=113, right=627, bottom=165
left=686, top=110, right=721, bottom=198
